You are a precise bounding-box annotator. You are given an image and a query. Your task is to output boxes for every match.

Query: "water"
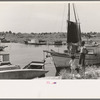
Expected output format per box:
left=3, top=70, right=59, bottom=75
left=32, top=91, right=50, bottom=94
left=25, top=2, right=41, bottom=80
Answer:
left=1, top=43, right=67, bottom=76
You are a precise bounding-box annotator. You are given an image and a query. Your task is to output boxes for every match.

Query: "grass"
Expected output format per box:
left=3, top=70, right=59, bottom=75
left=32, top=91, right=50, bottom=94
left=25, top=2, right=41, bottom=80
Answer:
left=60, top=65, right=100, bottom=79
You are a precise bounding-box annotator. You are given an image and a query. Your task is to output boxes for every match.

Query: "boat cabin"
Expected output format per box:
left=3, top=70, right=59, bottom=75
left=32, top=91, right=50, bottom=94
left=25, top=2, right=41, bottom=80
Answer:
left=23, top=61, right=45, bottom=77
left=0, top=53, right=11, bottom=65
left=23, top=61, right=45, bottom=69
left=0, top=53, right=20, bottom=71
left=28, top=62, right=44, bottom=69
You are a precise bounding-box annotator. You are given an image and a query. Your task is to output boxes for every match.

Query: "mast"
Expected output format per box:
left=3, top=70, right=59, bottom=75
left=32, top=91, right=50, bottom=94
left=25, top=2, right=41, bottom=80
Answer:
left=67, top=3, right=82, bottom=53
left=68, top=3, right=70, bottom=21
left=67, top=3, right=71, bottom=52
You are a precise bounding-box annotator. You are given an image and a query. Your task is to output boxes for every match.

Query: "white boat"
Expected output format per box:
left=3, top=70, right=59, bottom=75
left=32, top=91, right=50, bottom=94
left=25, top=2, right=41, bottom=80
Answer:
left=0, top=52, right=48, bottom=79
left=25, top=39, right=47, bottom=45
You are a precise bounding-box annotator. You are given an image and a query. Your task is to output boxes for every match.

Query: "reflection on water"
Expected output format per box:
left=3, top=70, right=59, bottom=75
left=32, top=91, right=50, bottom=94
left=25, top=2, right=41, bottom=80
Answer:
left=1, top=43, right=67, bottom=76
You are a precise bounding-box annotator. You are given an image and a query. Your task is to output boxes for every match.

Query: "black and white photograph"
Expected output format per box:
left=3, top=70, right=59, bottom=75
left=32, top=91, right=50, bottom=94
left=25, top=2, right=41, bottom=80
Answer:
left=0, top=2, right=100, bottom=79
left=1, top=1, right=100, bottom=99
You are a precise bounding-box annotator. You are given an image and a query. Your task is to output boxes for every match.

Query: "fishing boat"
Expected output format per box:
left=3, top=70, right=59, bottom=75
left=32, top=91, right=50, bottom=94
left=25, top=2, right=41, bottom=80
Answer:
left=0, top=52, right=48, bottom=79
left=24, top=39, right=47, bottom=45
left=44, top=3, right=100, bottom=76
left=54, top=41, right=63, bottom=45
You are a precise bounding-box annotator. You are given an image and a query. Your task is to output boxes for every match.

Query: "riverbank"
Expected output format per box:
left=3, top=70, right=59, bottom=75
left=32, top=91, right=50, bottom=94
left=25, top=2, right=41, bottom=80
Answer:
left=0, top=31, right=99, bottom=44
left=0, top=32, right=67, bottom=43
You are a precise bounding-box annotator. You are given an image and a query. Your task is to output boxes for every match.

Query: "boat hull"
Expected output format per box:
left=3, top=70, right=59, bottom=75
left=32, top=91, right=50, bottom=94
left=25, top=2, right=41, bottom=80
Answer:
left=45, top=50, right=100, bottom=75
left=0, top=69, right=48, bottom=79
left=51, top=52, right=100, bottom=67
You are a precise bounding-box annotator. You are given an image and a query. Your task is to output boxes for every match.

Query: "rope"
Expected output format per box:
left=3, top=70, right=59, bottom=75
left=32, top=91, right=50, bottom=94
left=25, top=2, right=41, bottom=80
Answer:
left=73, top=4, right=80, bottom=24
left=73, top=3, right=78, bottom=23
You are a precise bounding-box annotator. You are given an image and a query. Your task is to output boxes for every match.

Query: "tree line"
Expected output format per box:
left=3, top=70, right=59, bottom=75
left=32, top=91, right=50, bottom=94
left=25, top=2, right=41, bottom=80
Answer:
left=0, top=31, right=99, bottom=39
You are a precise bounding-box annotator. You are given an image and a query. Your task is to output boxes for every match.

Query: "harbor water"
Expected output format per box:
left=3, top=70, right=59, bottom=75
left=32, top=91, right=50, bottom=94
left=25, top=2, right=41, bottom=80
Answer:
left=1, top=43, right=67, bottom=76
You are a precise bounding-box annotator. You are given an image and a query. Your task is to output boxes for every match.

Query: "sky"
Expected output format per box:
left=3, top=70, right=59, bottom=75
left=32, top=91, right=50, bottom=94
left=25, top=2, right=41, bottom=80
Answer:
left=0, top=2, right=100, bottom=33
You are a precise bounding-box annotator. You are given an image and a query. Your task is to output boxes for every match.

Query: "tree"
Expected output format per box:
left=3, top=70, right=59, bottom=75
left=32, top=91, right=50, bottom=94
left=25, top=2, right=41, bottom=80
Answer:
left=9, top=31, right=12, bottom=34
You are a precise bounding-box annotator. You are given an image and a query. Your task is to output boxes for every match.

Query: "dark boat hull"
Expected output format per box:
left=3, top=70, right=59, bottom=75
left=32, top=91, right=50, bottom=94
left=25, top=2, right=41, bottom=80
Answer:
left=0, top=69, right=48, bottom=79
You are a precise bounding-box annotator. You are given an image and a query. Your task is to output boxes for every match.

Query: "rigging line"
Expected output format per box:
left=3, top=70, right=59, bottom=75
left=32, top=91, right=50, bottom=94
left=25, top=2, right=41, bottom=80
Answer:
left=73, top=3, right=78, bottom=23
left=76, top=6, right=80, bottom=23
left=73, top=4, right=82, bottom=45
left=68, top=3, right=70, bottom=21
left=73, top=4, right=80, bottom=23
left=60, top=4, right=66, bottom=32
